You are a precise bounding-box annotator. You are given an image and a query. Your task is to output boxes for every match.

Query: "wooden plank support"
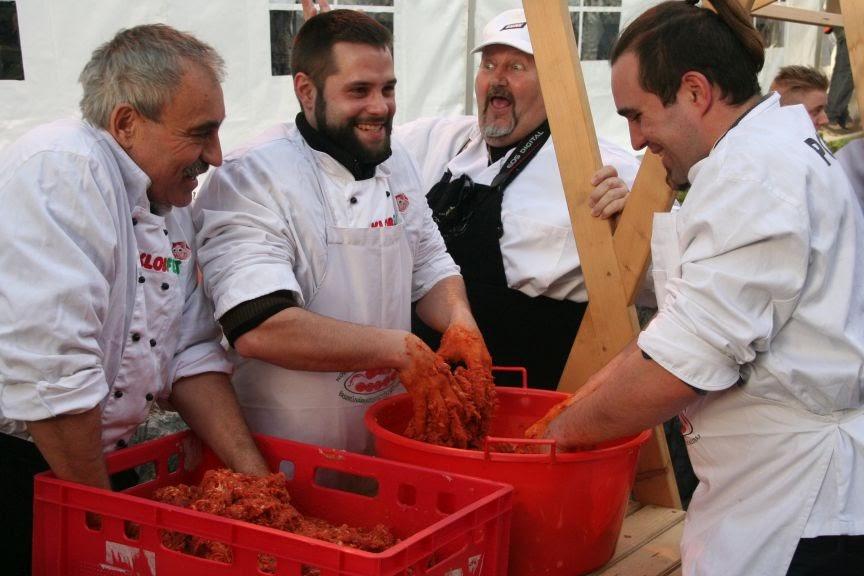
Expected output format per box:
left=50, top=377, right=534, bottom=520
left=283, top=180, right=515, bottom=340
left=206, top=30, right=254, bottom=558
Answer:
left=559, top=152, right=674, bottom=389
left=840, top=0, right=864, bottom=124
left=751, top=0, right=778, bottom=10
left=752, top=5, right=844, bottom=28
left=523, top=0, right=680, bottom=509
left=522, top=0, right=637, bottom=358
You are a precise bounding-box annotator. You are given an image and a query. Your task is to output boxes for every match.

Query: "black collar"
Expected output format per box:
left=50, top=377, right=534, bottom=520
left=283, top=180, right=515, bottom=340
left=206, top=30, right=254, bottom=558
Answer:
left=295, top=113, right=387, bottom=181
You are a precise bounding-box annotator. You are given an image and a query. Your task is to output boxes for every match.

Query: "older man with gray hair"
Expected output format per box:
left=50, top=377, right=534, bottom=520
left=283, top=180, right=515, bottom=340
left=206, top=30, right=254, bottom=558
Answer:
left=0, top=24, right=268, bottom=575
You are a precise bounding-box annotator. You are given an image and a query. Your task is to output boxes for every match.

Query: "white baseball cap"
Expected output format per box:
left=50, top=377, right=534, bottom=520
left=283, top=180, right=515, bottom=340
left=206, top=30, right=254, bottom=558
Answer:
left=471, top=9, right=533, bottom=55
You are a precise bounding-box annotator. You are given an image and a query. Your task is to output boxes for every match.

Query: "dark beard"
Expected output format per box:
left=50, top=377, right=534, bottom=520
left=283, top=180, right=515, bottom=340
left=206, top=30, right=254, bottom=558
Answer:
left=314, top=96, right=393, bottom=165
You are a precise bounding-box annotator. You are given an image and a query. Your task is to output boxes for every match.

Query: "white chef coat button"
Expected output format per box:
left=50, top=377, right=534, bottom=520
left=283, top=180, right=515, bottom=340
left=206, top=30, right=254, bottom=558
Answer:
left=131, top=332, right=141, bottom=342
left=114, top=389, right=123, bottom=399
left=116, top=439, right=127, bottom=449
left=349, top=196, right=358, bottom=205
left=132, top=218, right=138, bottom=226
left=160, top=282, right=169, bottom=291
left=149, top=338, right=157, bottom=347
left=386, top=191, right=391, bottom=197
left=138, top=276, right=145, bottom=284
left=163, top=229, right=168, bottom=235
left=145, top=393, right=154, bottom=402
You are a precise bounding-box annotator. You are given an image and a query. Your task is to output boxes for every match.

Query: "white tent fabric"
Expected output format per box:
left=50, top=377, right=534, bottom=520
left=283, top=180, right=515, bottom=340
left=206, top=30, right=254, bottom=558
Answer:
left=0, top=0, right=827, bottom=154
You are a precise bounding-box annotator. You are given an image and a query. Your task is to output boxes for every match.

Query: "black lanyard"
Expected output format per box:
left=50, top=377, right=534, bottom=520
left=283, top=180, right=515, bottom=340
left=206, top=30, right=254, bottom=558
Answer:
left=488, top=121, right=551, bottom=191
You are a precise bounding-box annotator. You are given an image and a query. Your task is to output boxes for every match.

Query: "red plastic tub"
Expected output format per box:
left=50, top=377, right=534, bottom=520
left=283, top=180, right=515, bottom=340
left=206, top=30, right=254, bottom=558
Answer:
left=33, top=431, right=513, bottom=576
left=365, top=368, right=651, bottom=576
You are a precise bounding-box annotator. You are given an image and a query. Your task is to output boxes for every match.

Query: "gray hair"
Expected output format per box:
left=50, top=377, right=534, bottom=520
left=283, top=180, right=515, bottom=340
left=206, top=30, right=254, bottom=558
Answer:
left=79, top=23, right=225, bottom=129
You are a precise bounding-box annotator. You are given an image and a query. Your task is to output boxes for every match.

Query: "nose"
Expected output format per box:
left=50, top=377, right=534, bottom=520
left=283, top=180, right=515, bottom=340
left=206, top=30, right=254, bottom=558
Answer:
left=368, top=89, right=394, bottom=118
left=628, top=122, right=647, bottom=152
left=815, top=111, right=829, bottom=130
left=202, top=132, right=223, bottom=167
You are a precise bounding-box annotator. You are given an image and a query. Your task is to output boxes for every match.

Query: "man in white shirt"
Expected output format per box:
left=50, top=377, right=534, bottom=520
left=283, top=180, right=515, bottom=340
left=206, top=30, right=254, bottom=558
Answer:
left=193, top=9, right=489, bottom=454
left=543, top=2, right=864, bottom=575
left=770, top=65, right=830, bottom=130
left=395, top=9, right=641, bottom=390
left=0, top=25, right=269, bottom=576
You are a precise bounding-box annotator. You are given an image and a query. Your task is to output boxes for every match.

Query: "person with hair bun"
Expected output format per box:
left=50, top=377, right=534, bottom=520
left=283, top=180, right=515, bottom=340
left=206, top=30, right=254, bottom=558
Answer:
left=544, top=2, right=864, bottom=574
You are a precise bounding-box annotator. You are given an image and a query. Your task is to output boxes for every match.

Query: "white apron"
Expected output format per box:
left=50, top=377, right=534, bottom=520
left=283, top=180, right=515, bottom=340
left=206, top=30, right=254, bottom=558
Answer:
left=650, top=212, right=864, bottom=576
left=232, top=155, right=412, bottom=454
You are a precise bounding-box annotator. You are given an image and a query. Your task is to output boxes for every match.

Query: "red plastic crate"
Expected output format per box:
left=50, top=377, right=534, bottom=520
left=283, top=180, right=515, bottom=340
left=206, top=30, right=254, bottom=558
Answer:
left=33, top=431, right=512, bottom=576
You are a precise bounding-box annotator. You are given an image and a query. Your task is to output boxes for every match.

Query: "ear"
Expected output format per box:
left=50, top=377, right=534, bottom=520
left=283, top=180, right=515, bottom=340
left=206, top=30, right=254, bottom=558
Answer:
left=679, top=71, right=713, bottom=116
left=293, top=72, right=319, bottom=124
left=108, top=104, right=141, bottom=150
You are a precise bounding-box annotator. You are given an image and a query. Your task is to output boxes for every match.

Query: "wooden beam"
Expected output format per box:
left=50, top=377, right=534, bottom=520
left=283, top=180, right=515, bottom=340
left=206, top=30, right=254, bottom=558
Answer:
left=752, top=5, right=844, bottom=28
left=840, top=0, right=864, bottom=126
left=558, top=151, right=674, bottom=391
left=523, top=0, right=679, bottom=508
left=557, top=152, right=680, bottom=509
left=751, top=0, right=778, bottom=11
left=523, top=0, right=637, bottom=359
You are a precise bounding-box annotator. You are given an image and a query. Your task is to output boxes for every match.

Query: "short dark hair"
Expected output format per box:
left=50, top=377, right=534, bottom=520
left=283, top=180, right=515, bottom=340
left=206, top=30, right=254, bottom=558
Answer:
left=771, top=65, right=829, bottom=94
left=290, top=9, right=393, bottom=89
left=611, top=0, right=764, bottom=106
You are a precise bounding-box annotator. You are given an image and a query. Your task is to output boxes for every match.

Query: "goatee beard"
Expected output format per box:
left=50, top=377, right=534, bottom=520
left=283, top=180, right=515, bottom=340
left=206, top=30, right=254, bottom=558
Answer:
left=315, top=96, right=393, bottom=165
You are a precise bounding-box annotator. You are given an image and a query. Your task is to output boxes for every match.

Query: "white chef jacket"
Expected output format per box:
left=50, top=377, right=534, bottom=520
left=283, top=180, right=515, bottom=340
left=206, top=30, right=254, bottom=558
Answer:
left=836, top=137, right=864, bottom=212
left=0, top=119, right=231, bottom=452
left=395, top=116, right=641, bottom=302
left=192, top=122, right=459, bottom=321
left=639, top=95, right=864, bottom=575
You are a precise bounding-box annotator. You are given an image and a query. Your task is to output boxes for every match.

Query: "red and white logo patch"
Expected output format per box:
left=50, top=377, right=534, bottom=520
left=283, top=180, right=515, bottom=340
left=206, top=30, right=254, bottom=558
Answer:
left=344, top=368, right=397, bottom=396
left=171, top=241, right=191, bottom=261
left=394, top=193, right=410, bottom=213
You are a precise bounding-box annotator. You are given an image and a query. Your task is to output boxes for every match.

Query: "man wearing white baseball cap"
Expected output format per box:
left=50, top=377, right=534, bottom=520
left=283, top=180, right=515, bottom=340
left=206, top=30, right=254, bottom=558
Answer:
left=396, top=8, right=641, bottom=390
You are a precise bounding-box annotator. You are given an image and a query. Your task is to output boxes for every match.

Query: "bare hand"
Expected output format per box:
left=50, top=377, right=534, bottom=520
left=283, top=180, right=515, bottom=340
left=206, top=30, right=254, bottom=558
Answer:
left=588, top=165, right=630, bottom=219
left=301, top=0, right=331, bottom=20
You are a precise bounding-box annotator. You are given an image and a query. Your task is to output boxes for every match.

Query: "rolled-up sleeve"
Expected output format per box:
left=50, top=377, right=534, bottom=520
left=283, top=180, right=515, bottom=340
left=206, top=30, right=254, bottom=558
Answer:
left=394, top=142, right=460, bottom=302
left=193, top=157, right=305, bottom=319
left=168, top=213, right=233, bottom=388
left=0, top=153, right=116, bottom=421
left=638, top=172, right=809, bottom=392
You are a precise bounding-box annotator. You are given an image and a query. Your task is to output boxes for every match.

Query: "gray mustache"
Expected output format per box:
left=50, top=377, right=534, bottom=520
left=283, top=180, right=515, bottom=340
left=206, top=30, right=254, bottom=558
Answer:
left=182, top=160, right=209, bottom=179
left=485, top=86, right=514, bottom=108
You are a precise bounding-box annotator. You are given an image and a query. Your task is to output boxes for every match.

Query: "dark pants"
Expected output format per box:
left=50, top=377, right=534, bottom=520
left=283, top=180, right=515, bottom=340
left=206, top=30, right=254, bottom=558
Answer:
left=787, top=535, right=864, bottom=576
left=827, top=28, right=854, bottom=127
left=0, top=433, right=50, bottom=576
left=0, top=433, right=139, bottom=576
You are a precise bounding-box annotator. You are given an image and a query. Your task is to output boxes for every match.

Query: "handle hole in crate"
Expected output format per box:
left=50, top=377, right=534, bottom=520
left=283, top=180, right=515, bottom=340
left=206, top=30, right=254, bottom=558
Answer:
left=167, top=452, right=181, bottom=473
left=397, top=483, right=417, bottom=507
left=313, top=467, right=379, bottom=497
left=279, top=459, right=296, bottom=480
left=85, top=512, right=102, bottom=531
left=436, top=492, right=457, bottom=514
left=127, top=461, right=156, bottom=485
left=124, top=520, right=141, bottom=541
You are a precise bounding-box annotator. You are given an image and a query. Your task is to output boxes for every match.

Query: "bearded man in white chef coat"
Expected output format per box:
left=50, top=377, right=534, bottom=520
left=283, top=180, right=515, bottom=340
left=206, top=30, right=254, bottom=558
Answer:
left=193, top=9, right=490, bottom=454
left=0, top=24, right=269, bottom=576
left=395, top=9, right=642, bottom=390
left=544, top=2, right=864, bottom=575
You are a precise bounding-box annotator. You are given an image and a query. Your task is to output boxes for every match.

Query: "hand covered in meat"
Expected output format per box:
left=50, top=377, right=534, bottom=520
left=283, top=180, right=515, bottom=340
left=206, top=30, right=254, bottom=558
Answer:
left=437, top=324, right=492, bottom=372
left=399, top=334, right=495, bottom=449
